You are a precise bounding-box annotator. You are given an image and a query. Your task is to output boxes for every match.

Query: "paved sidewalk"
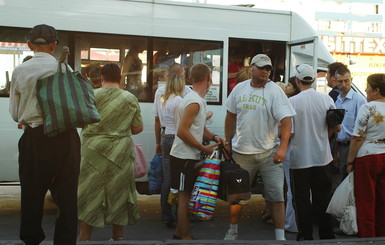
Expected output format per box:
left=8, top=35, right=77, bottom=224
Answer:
left=1, top=186, right=378, bottom=245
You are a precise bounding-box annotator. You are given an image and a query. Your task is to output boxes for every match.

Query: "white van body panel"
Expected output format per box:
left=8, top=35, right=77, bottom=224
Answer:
left=0, top=0, right=334, bottom=182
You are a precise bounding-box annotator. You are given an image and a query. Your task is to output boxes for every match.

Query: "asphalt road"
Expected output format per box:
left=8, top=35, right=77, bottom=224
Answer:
left=0, top=185, right=369, bottom=244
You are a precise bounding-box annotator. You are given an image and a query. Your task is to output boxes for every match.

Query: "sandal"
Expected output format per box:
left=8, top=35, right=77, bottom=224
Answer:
left=261, top=210, right=272, bottom=220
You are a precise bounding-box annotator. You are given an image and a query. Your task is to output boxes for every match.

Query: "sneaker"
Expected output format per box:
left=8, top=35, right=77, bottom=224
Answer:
left=224, top=230, right=238, bottom=240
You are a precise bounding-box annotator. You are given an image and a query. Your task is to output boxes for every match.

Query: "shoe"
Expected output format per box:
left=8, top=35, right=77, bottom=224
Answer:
left=224, top=230, right=238, bottom=240
left=173, top=234, right=182, bottom=240
left=333, top=226, right=343, bottom=234
left=163, top=220, right=176, bottom=228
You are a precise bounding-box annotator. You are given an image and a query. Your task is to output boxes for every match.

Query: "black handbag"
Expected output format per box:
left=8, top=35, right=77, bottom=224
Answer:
left=326, top=109, right=345, bottom=127
left=218, top=145, right=251, bottom=204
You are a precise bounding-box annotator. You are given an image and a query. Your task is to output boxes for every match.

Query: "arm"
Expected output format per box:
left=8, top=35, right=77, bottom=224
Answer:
left=131, top=125, right=143, bottom=135
left=154, top=116, right=162, bottom=154
left=346, top=135, right=365, bottom=173
left=9, top=74, right=20, bottom=122
left=203, top=126, right=225, bottom=145
left=274, top=117, right=292, bottom=163
left=177, top=103, right=218, bottom=154
left=224, top=110, right=236, bottom=158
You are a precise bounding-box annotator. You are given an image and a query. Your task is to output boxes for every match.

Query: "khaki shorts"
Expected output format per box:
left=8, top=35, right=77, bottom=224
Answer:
left=233, top=145, right=284, bottom=202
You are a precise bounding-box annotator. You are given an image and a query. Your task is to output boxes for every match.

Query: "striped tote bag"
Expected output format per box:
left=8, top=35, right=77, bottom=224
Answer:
left=36, top=63, right=100, bottom=136
left=188, top=151, right=221, bottom=220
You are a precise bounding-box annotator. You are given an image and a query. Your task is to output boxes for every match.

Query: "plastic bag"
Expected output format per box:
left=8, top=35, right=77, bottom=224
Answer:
left=134, top=144, right=147, bottom=178
left=340, top=205, right=358, bottom=235
left=188, top=151, right=220, bottom=220
left=326, top=172, right=354, bottom=219
left=148, top=154, right=162, bottom=194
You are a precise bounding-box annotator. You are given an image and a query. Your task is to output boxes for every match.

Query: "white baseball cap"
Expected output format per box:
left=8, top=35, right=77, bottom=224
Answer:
left=295, top=64, right=315, bottom=82
left=250, top=54, right=272, bottom=68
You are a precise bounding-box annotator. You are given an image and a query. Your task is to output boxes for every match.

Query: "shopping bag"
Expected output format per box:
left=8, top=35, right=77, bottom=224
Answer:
left=340, top=205, right=358, bottom=235
left=134, top=144, right=147, bottom=178
left=218, top=145, right=251, bottom=204
left=36, top=63, right=100, bottom=136
left=148, top=154, right=162, bottom=194
left=188, top=151, right=221, bottom=220
left=326, top=172, right=354, bottom=219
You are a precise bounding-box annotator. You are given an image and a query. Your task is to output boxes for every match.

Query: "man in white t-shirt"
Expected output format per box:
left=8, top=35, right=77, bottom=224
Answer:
left=289, top=64, right=341, bottom=241
left=224, top=54, right=296, bottom=241
left=169, top=63, right=224, bottom=240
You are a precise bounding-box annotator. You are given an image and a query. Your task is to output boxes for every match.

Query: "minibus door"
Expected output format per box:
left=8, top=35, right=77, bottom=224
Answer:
left=285, top=37, right=319, bottom=85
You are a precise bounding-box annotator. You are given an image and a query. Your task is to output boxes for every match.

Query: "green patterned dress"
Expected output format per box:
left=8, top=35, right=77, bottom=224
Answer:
left=78, top=88, right=143, bottom=227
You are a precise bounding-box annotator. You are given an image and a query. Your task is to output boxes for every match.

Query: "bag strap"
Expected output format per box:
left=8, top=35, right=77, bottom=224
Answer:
left=219, top=144, right=237, bottom=164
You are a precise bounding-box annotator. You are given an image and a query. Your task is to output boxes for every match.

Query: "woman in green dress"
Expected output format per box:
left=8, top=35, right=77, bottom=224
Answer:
left=78, top=63, right=143, bottom=241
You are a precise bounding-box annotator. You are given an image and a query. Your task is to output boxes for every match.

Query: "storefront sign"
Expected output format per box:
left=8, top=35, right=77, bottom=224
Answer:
left=320, top=35, right=385, bottom=54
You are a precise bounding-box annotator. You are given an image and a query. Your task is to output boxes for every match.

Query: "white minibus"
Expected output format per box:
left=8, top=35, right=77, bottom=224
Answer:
left=0, top=0, right=333, bottom=181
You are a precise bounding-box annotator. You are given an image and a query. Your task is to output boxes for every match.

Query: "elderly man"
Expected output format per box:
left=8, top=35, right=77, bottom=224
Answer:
left=9, top=24, right=80, bottom=245
left=223, top=54, right=296, bottom=240
left=289, top=64, right=341, bottom=241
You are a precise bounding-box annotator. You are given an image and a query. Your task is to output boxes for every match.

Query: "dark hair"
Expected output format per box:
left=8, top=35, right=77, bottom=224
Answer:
left=89, top=63, right=102, bottom=88
left=327, top=62, right=347, bottom=77
left=335, top=66, right=351, bottom=77
left=190, top=63, right=211, bottom=83
left=367, top=73, right=385, bottom=97
left=288, top=76, right=300, bottom=96
left=101, top=63, right=121, bottom=83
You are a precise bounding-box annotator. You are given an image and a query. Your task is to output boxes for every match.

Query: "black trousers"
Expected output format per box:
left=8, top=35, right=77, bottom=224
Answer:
left=18, top=126, right=80, bottom=245
left=291, top=165, right=334, bottom=240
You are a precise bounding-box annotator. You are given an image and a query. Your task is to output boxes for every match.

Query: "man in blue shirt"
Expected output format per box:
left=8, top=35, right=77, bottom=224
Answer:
left=335, top=67, right=366, bottom=180
left=326, top=62, right=347, bottom=102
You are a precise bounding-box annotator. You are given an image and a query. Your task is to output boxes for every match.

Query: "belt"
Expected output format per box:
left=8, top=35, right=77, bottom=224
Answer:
left=164, top=134, right=175, bottom=139
left=337, top=141, right=350, bottom=145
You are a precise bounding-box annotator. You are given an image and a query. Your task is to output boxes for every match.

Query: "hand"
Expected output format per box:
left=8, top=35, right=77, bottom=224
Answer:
left=213, top=135, right=225, bottom=145
left=155, top=144, right=162, bottom=155
left=202, top=143, right=220, bottom=155
left=273, top=146, right=286, bottom=164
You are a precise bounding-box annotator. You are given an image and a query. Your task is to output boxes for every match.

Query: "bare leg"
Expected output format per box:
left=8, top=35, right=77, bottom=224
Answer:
left=229, top=204, right=243, bottom=224
left=175, top=191, right=192, bottom=240
left=78, top=220, right=93, bottom=241
left=112, top=224, right=124, bottom=240
left=271, top=202, right=285, bottom=229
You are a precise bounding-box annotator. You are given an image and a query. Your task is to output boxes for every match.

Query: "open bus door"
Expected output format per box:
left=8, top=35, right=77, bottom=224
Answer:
left=285, top=36, right=336, bottom=95
left=286, top=37, right=319, bottom=84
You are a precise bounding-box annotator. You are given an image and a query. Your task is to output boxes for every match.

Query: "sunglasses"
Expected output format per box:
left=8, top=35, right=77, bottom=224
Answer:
left=254, top=65, right=272, bottom=72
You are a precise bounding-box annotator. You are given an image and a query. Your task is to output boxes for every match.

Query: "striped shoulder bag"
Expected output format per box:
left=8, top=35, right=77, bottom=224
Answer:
left=36, top=59, right=100, bottom=136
